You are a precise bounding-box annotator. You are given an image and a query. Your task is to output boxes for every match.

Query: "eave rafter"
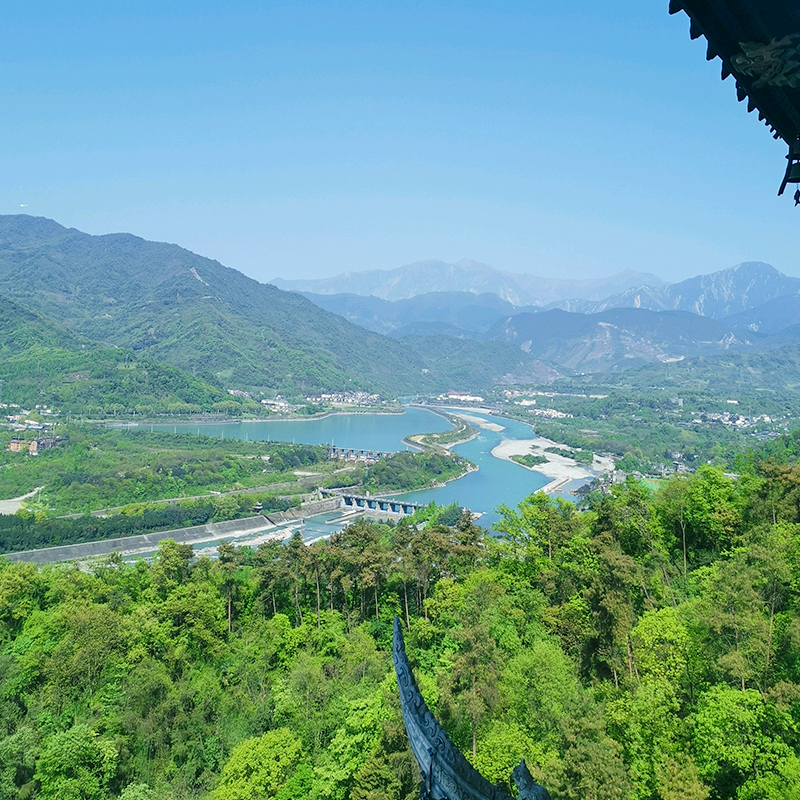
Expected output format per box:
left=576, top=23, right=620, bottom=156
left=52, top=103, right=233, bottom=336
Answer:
left=669, top=0, right=800, bottom=196
left=670, top=0, right=800, bottom=139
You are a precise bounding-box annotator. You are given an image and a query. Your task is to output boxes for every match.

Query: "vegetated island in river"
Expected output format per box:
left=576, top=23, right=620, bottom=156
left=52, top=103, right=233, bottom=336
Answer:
left=402, top=407, right=480, bottom=452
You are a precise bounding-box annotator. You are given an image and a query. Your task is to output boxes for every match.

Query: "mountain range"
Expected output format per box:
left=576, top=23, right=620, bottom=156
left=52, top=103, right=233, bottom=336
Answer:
left=557, top=262, right=800, bottom=319
left=6, top=214, right=800, bottom=407
left=0, top=216, right=550, bottom=400
left=284, top=260, right=800, bottom=375
left=273, top=259, right=664, bottom=305
left=287, top=260, right=800, bottom=322
left=485, top=308, right=750, bottom=374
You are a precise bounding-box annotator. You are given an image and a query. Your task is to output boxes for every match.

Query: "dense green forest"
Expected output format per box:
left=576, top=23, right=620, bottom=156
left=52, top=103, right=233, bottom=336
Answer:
left=544, top=447, right=593, bottom=465
left=0, top=297, right=258, bottom=418
left=363, top=451, right=468, bottom=493
left=4, top=455, right=800, bottom=800
left=511, top=453, right=548, bottom=468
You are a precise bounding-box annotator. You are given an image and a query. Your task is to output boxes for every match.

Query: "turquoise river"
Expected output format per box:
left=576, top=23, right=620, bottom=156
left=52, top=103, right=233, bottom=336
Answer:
left=149, top=406, right=585, bottom=534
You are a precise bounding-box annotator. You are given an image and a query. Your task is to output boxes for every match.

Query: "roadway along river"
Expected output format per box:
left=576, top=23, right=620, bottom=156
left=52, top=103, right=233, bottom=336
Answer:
left=151, top=406, right=557, bottom=530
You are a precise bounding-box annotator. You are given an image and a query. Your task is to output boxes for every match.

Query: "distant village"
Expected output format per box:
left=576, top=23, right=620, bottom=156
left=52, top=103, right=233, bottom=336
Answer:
left=226, top=389, right=386, bottom=414
left=692, top=410, right=773, bottom=428
left=306, top=391, right=382, bottom=406
left=2, top=403, right=64, bottom=455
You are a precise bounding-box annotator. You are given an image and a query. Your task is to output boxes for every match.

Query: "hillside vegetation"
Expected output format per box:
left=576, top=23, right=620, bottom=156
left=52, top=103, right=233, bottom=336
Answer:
left=0, top=298, right=246, bottom=417
left=0, top=216, right=543, bottom=396
left=3, top=457, right=800, bottom=799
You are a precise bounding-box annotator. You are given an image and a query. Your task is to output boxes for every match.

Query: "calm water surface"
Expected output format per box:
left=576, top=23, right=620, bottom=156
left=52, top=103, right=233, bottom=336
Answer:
left=148, top=407, right=549, bottom=531
left=149, top=406, right=450, bottom=451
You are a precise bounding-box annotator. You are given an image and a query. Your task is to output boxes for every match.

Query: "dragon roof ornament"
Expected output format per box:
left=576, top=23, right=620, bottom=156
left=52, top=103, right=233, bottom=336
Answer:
left=392, top=618, right=551, bottom=800
left=669, top=0, right=800, bottom=199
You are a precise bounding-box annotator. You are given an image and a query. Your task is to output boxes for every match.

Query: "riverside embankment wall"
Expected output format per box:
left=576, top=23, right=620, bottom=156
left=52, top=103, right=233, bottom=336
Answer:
left=5, top=497, right=343, bottom=565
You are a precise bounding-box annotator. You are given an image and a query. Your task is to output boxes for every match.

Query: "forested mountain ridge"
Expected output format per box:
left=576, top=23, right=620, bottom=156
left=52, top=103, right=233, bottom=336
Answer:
left=0, top=216, right=546, bottom=395
left=0, top=216, right=421, bottom=394
left=3, top=459, right=800, bottom=800
left=0, top=295, right=237, bottom=415
left=401, top=335, right=562, bottom=385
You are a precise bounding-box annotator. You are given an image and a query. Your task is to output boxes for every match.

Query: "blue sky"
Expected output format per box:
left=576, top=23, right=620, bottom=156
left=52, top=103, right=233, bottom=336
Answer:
left=1, top=1, right=796, bottom=283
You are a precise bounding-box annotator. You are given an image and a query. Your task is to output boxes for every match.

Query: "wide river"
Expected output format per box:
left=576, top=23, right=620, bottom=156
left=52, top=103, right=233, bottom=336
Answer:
left=151, top=407, right=555, bottom=530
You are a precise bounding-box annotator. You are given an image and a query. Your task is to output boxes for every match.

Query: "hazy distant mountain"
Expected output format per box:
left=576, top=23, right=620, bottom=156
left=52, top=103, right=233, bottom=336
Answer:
left=0, top=215, right=550, bottom=394
left=301, top=290, right=534, bottom=338
left=508, top=269, right=666, bottom=305
left=664, top=263, right=800, bottom=318
left=298, top=262, right=800, bottom=368
left=401, top=335, right=562, bottom=386
left=273, top=259, right=664, bottom=305
left=722, top=293, right=800, bottom=334
left=484, top=308, right=751, bottom=373
left=544, top=285, right=668, bottom=315
left=748, top=322, right=800, bottom=352
left=559, top=262, right=800, bottom=320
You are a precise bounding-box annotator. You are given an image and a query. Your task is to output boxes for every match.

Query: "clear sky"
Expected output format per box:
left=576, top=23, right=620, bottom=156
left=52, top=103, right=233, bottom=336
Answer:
left=2, top=1, right=797, bottom=284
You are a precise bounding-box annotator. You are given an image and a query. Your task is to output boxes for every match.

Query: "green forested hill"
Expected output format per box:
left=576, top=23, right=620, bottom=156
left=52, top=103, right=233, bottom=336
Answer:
left=0, top=297, right=240, bottom=416
left=560, top=344, right=800, bottom=414
left=0, top=216, right=542, bottom=395
left=0, top=215, right=418, bottom=394
left=401, top=335, right=561, bottom=385
left=3, top=465, right=800, bottom=800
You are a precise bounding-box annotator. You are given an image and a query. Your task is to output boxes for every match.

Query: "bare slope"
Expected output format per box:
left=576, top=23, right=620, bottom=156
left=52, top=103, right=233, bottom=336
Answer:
left=485, top=308, right=752, bottom=373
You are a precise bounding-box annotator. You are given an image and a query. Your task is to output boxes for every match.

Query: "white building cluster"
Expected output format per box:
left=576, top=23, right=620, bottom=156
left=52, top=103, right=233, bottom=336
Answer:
left=307, top=391, right=381, bottom=406
left=691, top=411, right=772, bottom=427
left=527, top=407, right=573, bottom=419
left=437, top=391, right=485, bottom=403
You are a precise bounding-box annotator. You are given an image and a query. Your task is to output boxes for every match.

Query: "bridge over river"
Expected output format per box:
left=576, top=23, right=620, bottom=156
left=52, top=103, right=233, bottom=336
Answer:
left=332, top=492, right=427, bottom=515
left=328, top=446, right=393, bottom=463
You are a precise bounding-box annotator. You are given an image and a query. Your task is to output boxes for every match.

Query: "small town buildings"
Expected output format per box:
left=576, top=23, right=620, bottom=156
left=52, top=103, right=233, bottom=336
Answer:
left=6, top=436, right=62, bottom=454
